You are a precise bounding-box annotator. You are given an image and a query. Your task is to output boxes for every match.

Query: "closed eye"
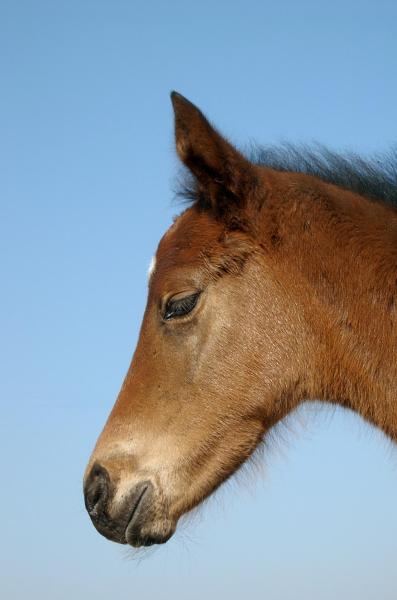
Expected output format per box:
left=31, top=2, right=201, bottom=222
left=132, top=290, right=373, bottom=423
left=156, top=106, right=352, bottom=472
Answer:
left=163, top=292, right=201, bottom=320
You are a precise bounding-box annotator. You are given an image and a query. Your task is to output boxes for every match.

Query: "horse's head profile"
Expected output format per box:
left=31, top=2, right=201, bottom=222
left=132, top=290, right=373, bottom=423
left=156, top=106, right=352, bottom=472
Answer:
left=84, top=93, right=397, bottom=547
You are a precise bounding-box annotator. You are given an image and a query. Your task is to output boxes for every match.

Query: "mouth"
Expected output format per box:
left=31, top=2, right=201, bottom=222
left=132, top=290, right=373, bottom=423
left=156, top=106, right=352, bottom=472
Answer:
left=124, top=481, right=176, bottom=548
left=123, top=482, right=150, bottom=540
left=85, top=474, right=176, bottom=548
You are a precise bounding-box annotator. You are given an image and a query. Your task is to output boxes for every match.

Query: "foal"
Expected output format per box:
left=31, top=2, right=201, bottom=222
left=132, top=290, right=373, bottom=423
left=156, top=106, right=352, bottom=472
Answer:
left=84, top=92, right=397, bottom=547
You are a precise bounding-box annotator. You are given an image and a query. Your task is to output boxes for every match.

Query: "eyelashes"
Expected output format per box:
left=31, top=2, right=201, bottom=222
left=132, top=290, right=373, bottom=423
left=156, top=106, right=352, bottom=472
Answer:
left=163, top=292, right=201, bottom=320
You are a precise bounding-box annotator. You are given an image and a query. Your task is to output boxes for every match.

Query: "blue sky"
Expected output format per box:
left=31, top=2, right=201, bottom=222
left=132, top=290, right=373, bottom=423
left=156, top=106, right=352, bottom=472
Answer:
left=1, top=1, right=397, bottom=598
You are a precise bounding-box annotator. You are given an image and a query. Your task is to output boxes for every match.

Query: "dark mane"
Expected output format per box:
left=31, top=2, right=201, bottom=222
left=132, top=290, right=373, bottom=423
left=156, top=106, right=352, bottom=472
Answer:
left=252, top=143, right=397, bottom=205
left=177, top=143, right=397, bottom=207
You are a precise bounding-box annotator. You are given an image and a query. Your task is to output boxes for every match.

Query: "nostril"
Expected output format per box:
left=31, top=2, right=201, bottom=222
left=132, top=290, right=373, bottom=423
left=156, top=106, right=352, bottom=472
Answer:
left=84, top=463, right=110, bottom=518
left=91, top=487, right=102, bottom=509
left=86, top=483, right=104, bottom=515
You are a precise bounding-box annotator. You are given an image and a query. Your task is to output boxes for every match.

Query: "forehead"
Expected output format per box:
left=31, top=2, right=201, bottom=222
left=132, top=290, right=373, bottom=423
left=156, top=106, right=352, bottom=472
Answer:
left=150, top=207, right=224, bottom=292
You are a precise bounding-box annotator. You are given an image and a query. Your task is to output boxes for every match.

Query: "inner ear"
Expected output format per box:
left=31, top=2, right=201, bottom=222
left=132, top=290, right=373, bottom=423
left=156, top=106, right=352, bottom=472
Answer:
left=171, top=92, right=257, bottom=218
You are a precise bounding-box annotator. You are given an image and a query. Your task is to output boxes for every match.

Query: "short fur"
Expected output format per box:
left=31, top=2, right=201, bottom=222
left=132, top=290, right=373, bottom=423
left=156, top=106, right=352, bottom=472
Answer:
left=84, top=92, right=397, bottom=549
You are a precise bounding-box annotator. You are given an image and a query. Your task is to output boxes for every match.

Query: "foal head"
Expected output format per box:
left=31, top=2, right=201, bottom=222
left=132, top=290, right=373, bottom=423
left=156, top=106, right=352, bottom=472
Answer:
left=84, top=93, right=314, bottom=547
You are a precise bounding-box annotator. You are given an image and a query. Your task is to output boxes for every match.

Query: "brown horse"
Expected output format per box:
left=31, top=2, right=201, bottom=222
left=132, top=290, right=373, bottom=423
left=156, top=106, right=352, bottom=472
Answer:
left=84, top=92, right=397, bottom=548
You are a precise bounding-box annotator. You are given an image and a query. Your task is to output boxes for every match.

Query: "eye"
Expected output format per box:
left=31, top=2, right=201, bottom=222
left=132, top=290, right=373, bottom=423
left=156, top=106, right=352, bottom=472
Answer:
left=163, top=292, right=201, bottom=320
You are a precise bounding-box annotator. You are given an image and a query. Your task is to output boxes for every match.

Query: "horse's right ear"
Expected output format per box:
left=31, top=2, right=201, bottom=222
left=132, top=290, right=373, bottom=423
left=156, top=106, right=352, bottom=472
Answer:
left=171, top=92, right=256, bottom=214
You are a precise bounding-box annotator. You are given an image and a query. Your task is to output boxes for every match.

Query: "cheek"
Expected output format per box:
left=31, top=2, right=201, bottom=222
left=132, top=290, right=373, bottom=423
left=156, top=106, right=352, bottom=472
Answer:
left=180, top=276, right=288, bottom=393
left=173, top=324, right=208, bottom=384
left=178, top=295, right=240, bottom=387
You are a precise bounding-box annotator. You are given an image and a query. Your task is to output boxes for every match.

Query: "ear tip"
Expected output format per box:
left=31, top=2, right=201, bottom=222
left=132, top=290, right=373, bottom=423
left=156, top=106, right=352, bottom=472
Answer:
left=170, top=90, right=182, bottom=101
left=170, top=91, right=199, bottom=114
left=170, top=90, right=183, bottom=106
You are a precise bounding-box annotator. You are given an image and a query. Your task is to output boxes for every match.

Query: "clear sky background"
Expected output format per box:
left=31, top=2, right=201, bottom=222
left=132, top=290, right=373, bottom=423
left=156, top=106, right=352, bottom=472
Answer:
left=1, top=1, right=397, bottom=599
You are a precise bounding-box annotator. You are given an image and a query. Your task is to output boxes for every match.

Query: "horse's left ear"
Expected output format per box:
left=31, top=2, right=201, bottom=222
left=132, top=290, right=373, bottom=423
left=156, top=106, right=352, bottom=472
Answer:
left=171, top=92, right=256, bottom=214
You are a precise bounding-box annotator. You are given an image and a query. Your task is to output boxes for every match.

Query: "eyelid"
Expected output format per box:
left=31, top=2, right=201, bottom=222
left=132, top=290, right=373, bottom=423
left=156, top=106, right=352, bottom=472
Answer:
left=162, top=291, right=201, bottom=320
left=167, top=290, right=198, bottom=302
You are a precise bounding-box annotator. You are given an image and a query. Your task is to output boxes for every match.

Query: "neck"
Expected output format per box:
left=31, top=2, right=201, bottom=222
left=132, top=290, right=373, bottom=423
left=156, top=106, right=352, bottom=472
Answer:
left=263, top=173, right=397, bottom=441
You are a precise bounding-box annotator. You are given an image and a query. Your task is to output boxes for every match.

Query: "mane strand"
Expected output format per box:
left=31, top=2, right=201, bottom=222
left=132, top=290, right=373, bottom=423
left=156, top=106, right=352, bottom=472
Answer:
left=176, top=143, right=397, bottom=207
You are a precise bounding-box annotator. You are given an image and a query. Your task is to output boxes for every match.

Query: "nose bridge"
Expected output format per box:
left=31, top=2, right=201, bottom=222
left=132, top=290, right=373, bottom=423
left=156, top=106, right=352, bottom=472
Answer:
left=85, top=351, right=182, bottom=492
left=86, top=386, right=140, bottom=473
left=88, top=384, right=170, bottom=472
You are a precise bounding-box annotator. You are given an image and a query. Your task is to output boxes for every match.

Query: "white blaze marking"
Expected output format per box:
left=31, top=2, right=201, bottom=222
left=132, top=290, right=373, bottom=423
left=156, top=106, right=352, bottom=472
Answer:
left=148, top=255, right=156, bottom=280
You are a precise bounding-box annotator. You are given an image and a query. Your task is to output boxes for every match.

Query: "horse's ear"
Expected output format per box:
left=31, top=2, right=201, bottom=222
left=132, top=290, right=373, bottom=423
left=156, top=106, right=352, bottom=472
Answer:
left=171, top=92, right=256, bottom=214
